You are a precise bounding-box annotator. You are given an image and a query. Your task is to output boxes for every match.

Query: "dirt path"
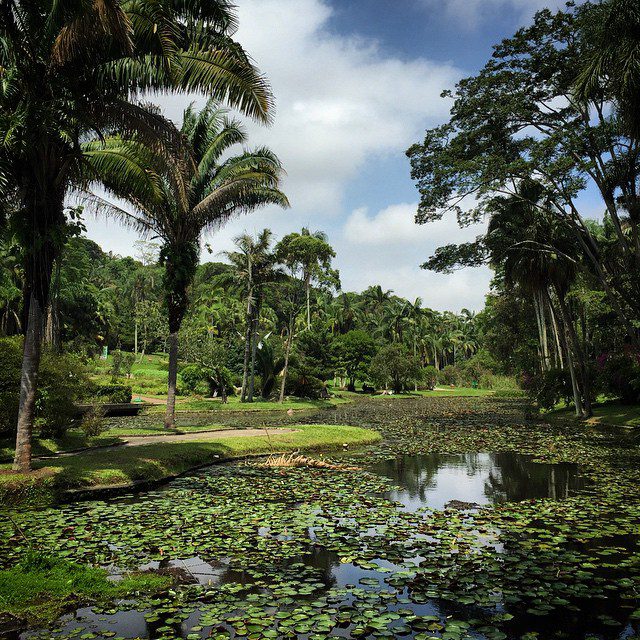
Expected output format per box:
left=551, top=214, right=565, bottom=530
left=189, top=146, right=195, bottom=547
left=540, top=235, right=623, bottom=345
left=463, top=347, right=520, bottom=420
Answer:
left=120, top=427, right=296, bottom=447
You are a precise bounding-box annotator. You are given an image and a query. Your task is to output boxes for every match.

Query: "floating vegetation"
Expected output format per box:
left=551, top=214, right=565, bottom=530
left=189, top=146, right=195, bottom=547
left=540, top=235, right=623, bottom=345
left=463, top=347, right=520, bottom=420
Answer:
left=4, top=397, right=640, bottom=639
left=256, top=452, right=360, bottom=470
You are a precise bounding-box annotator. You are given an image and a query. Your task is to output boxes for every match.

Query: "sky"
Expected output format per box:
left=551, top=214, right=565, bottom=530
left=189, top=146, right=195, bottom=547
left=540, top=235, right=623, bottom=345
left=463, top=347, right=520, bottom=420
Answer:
left=85, top=0, right=578, bottom=312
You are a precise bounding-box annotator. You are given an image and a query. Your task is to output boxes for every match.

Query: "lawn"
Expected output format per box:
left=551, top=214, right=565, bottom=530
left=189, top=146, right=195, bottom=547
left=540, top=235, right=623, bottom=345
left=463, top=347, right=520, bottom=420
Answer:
left=0, top=423, right=381, bottom=505
left=550, top=399, right=640, bottom=428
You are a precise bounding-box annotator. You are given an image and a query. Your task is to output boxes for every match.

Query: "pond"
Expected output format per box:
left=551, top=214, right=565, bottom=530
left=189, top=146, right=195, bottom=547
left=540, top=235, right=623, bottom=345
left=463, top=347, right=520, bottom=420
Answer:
left=369, top=452, right=586, bottom=511
left=5, top=398, right=640, bottom=640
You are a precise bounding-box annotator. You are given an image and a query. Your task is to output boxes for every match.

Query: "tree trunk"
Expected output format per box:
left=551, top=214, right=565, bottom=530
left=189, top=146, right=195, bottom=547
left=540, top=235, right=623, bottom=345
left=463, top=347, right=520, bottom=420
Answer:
left=248, top=298, right=261, bottom=402
left=13, top=294, right=44, bottom=472
left=240, top=292, right=253, bottom=402
left=306, top=279, right=311, bottom=329
left=279, top=322, right=294, bottom=403
left=13, top=177, right=65, bottom=473
left=164, top=331, right=179, bottom=429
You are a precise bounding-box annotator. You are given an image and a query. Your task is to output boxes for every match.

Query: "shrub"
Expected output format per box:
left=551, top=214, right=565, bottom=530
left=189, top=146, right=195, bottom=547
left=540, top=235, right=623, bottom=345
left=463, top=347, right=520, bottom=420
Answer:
left=109, top=350, right=135, bottom=381
left=95, top=384, right=132, bottom=404
left=421, top=365, right=438, bottom=390
left=80, top=405, right=106, bottom=437
left=597, top=352, right=640, bottom=404
left=180, top=364, right=206, bottom=395
left=0, top=337, right=88, bottom=437
left=369, top=344, right=421, bottom=393
left=524, top=368, right=573, bottom=411
left=438, top=365, right=460, bottom=386
left=286, top=374, right=325, bottom=399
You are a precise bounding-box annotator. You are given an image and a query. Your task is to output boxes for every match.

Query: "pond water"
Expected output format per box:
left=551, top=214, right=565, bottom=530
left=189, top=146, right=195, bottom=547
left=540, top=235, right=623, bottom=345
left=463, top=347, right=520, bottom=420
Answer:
left=368, top=452, right=586, bottom=511
left=13, top=449, right=618, bottom=640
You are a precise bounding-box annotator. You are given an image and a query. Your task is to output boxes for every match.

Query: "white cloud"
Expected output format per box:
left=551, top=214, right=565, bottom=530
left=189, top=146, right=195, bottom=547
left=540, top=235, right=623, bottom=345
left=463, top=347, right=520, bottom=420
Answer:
left=343, top=202, right=486, bottom=247
left=418, top=0, right=577, bottom=30
left=337, top=202, right=490, bottom=311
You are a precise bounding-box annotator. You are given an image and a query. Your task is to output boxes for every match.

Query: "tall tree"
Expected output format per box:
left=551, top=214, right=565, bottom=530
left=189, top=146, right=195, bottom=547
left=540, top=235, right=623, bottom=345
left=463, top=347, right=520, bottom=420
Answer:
left=89, top=101, right=288, bottom=428
left=224, top=229, right=281, bottom=402
left=1, top=0, right=273, bottom=471
left=407, top=2, right=640, bottom=340
left=275, top=230, right=338, bottom=402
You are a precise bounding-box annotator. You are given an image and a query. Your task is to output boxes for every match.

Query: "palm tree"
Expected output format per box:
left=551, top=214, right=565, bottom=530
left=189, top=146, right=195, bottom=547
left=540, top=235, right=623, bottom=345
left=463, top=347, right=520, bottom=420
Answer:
left=89, top=101, right=288, bottom=428
left=223, top=229, right=282, bottom=402
left=1, top=0, right=273, bottom=471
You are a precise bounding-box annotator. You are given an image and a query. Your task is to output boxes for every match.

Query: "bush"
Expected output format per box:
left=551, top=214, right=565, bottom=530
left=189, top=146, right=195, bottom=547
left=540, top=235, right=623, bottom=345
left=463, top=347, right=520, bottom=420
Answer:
left=369, top=344, right=421, bottom=393
left=109, top=350, right=135, bottom=381
left=180, top=364, right=206, bottom=395
left=80, top=405, right=106, bottom=437
left=421, top=365, right=438, bottom=390
left=0, top=337, right=88, bottom=437
left=523, top=368, right=573, bottom=411
left=597, top=352, right=640, bottom=404
left=438, top=365, right=460, bottom=386
left=286, top=374, right=325, bottom=399
left=95, top=384, right=132, bottom=404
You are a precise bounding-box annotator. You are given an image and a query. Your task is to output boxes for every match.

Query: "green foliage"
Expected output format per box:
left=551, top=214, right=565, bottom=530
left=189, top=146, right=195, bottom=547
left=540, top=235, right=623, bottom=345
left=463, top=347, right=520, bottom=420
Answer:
left=95, top=384, right=133, bottom=405
left=0, top=551, right=169, bottom=625
left=598, top=352, right=640, bottom=404
left=525, top=368, right=574, bottom=412
left=79, top=406, right=106, bottom=438
left=109, top=349, right=135, bottom=382
left=369, top=344, right=422, bottom=393
left=0, top=339, right=92, bottom=438
left=333, top=330, right=377, bottom=390
left=421, top=365, right=438, bottom=390
left=438, top=365, right=460, bottom=386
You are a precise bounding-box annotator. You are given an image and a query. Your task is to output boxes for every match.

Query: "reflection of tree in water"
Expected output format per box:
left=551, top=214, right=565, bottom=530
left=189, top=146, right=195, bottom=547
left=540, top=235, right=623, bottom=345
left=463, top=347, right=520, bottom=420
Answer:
left=372, top=453, right=583, bottom=505
left=371, top=454, right=446, bottom=502
left=483, top=452, right=578, bottom=502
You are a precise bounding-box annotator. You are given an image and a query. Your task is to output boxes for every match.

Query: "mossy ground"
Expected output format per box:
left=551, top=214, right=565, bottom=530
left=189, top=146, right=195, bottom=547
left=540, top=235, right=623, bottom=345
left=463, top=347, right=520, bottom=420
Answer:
left=0, top=551, right=170, bottom=627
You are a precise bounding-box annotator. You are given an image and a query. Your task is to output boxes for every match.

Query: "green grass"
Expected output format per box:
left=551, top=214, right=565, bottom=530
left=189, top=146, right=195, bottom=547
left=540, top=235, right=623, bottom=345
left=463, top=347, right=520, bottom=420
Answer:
left=103, top=423, right=228, bottom=437
left=92, top=352, right=172, bottom=396
left=0, top=432, right=120, bottom=461
left=0, top=424, right=381, bottom=505
left=550, top=399, right=640, bottom=428
left=367, top=387, right=495, bottom=399
left=0, top=551, right=170, bottom=625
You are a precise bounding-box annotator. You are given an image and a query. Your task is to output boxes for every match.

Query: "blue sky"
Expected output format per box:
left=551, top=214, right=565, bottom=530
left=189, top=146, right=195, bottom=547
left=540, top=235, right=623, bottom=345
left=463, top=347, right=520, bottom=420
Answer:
left=86, top=0, right=582, bottom=312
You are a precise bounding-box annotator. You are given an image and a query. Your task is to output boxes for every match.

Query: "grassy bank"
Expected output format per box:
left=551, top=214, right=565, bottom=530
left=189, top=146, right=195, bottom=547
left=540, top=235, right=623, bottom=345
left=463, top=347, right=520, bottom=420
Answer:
left=0, top=551, right=170, bottom=628
left=0, top=424, right=380, bottom=506
left=549, top=399, right=640, bottom=428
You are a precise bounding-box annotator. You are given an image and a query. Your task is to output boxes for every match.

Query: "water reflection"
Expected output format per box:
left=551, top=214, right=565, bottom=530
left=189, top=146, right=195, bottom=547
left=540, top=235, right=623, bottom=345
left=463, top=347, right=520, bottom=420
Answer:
left=369, top=452, right=585, bottom=511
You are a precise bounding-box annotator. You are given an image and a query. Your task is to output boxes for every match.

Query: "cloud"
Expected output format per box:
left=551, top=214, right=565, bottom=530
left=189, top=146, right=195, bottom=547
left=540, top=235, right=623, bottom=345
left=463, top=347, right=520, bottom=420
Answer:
left=418, top=0, right=577, bottom=30
left=343, top=202, right=486, bottom=246
left=337, top=202, right=490, bottom=311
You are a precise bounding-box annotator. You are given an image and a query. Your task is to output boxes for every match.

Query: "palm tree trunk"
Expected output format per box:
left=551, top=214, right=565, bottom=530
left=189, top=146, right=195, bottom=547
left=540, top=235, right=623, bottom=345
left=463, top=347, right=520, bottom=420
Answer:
left=279, top=320, right=294, bottom=403
left=547, top=292, right=564, bottom=369
left=13, top=293, right=44, bottom=472
left=164, top=331, right=179, bottom=429
left=240, top=292, right=253, bottom=402
left=248, top=298, right=261, bottom=402
left=305, top=277, right=311, bottom=329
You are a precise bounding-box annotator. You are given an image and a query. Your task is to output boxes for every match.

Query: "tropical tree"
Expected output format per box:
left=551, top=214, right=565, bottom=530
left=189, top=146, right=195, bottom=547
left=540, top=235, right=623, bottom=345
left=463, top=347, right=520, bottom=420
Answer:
left=275, top=229, right=338, bottom=402
left=224, top=229, right=282, bottom=402
left=2, top=0, right=273, bottom=471
left=89, top=101, right=288, bottom=428
left=332, top=329, right=377, bottom=392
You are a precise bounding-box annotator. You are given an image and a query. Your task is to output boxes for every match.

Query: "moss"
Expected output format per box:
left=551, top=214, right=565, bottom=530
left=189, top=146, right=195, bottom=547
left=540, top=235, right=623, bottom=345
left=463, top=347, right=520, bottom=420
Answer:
left=0, top=551, right=170, bottom=626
